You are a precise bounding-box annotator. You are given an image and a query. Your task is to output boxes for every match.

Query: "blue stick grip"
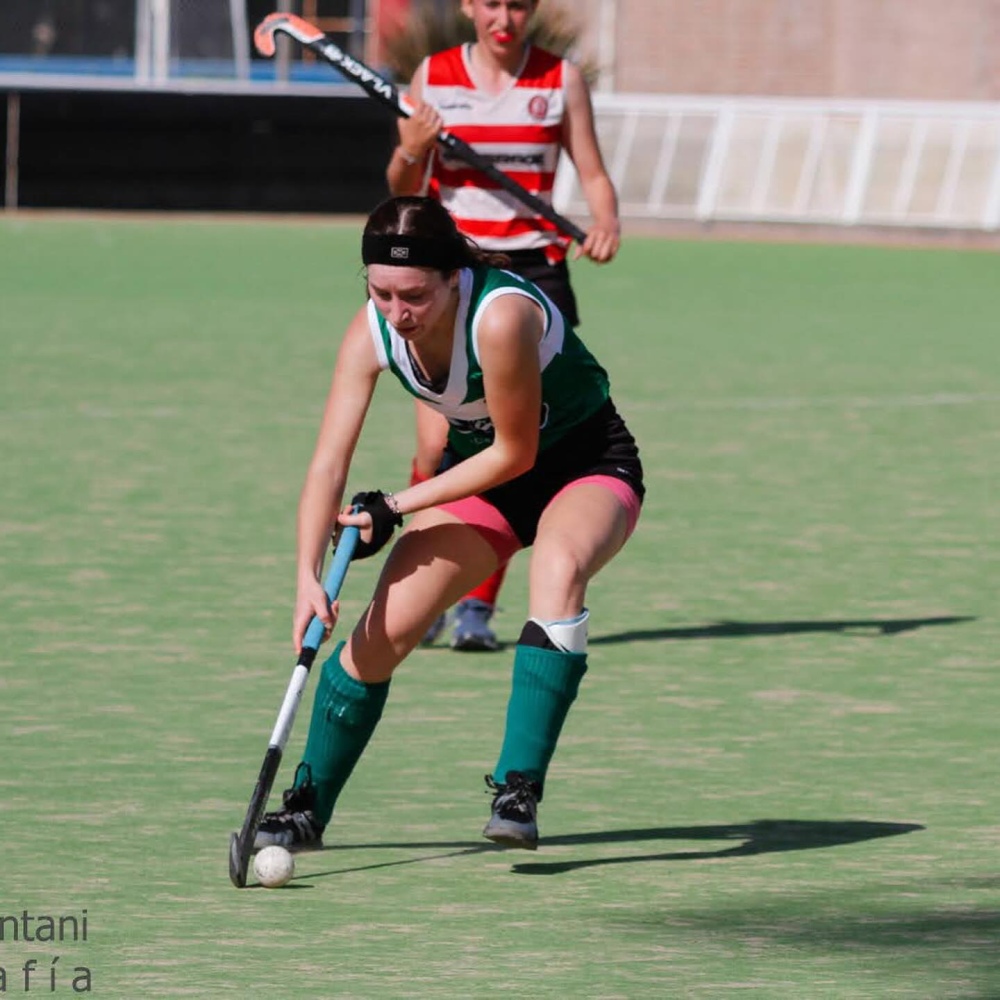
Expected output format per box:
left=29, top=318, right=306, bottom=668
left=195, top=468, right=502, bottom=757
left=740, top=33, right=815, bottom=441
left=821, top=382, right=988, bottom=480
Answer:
left=300, top=525, right=360, bottom=654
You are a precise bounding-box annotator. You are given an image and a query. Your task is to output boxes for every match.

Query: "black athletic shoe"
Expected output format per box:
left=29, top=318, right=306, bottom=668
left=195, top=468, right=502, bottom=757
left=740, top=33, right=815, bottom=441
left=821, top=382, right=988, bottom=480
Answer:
left=254, top=765, right=325, bottom=852
left=482, top=771, right=540, bottom=850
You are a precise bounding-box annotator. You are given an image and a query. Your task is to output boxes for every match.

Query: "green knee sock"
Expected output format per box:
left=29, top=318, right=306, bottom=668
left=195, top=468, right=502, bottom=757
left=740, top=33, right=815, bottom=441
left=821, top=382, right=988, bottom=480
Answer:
left=296, top=641, right=390, bottom=825
left=492, top=644, right=588, bottom=796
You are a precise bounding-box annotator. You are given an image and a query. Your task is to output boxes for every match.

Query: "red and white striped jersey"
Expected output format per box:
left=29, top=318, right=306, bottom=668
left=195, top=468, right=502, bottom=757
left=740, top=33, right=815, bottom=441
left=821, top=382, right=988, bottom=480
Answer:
left=418, top=44, right=569, bottom=261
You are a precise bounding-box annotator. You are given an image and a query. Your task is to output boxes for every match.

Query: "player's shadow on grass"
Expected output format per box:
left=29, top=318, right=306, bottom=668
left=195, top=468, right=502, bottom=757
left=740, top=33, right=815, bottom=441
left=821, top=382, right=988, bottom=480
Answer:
left=300, top=819, right=923, bottom=880
left=591, top=616, right=974, bottom=645
left=510, top=818, right=924, bottom=875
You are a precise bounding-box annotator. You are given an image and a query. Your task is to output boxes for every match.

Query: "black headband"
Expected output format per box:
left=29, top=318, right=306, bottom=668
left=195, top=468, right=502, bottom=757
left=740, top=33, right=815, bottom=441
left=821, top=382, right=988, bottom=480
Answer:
left=362, top=233, right=465, bottom=270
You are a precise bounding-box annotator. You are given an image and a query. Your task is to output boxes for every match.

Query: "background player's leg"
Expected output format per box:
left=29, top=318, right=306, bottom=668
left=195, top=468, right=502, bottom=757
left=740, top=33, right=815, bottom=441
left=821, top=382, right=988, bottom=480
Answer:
left=412, top=398, right=449, bottom=482
left=412, top=399, right=508, bottom=651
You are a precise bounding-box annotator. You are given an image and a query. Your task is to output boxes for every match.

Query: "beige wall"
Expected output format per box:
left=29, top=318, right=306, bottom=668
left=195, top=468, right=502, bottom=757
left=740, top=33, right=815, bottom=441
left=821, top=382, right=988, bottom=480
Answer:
left=574, top=0, right=1000, bottom=100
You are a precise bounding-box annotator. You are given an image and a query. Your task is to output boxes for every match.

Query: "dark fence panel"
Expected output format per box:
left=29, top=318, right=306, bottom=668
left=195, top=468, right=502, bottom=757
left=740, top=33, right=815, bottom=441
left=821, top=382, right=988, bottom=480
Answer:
left=2, top=88, right=397, bottom=213
left=0, top=2, right=135, bottom=58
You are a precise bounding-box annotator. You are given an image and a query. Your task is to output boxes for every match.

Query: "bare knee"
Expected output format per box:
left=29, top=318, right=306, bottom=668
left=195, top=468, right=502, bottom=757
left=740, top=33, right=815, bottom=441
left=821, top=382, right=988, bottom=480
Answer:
left=528, top=545, right=588, bottom=618
left=344, top=516, right=500, bottom=680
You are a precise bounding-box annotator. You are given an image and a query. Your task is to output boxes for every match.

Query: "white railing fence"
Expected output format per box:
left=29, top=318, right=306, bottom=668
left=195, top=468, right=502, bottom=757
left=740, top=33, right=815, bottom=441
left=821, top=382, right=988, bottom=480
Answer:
left=554, top=94, right=1000, bottom=231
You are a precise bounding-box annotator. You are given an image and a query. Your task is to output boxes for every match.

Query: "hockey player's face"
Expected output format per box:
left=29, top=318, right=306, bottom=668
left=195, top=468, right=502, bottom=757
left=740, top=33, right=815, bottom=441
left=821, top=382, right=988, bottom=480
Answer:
left=367, top=265, right=459, bottom=342
left=462, top=0, right=536, bottom=49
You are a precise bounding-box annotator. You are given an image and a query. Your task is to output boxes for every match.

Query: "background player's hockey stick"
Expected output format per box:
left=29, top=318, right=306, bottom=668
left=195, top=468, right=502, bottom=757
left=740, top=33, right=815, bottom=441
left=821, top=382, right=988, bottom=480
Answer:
left=228, top=524, right=360, bottom=888
left=254, top=12, right=589, bottom=245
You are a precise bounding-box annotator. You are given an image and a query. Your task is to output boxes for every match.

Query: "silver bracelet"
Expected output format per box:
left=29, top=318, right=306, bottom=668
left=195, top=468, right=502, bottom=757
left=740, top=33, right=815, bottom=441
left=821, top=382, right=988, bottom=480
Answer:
left=396, top=147, right=420, bottom=166
left=383, top=491, right=402, bottom=518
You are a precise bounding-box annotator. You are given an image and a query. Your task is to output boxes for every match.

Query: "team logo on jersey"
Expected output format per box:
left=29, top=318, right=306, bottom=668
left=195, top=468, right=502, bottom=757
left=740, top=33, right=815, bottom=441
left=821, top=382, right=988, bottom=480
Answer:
left=528, top=95, right=550, bottom=120
left=444, top=151, right=544, bottom=169
left=451, top=415, right=496, bottom=443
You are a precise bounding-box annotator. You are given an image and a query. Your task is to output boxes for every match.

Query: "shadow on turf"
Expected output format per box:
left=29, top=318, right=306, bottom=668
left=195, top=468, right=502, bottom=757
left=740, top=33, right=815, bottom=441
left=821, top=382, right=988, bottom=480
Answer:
left=609, top=898, right=1000, bottom=995
left=590, top=616, right=974, bottom=645
left=510, top=818, right=925, bottom=875
left=297, top=819, right=923, bottom=881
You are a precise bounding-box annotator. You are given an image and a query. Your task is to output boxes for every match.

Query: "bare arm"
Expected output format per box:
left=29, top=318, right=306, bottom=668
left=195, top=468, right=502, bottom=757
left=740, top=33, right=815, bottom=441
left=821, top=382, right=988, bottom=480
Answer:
left=338, top=294, right=545, bottom=522
left=560, top=61, right=621, bottom=263
left=386, top=65, right=442, bottom=195
left=294, top=307, right=380, bottom=648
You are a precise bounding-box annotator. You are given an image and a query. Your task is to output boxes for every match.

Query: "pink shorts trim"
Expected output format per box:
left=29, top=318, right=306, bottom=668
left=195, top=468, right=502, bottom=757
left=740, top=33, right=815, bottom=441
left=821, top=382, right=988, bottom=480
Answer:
left=552, top=474, right=643, bottom=540
left=437, top=495, right=522, bottom=563
left=438, top=474, right=642, bottom=559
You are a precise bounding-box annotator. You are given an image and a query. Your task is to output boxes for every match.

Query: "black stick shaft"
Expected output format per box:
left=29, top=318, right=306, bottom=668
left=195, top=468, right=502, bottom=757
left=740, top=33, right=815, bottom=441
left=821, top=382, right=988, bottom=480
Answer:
left=255, top=14, right=588, bottom=244
left=228, top=523, right=359, bottom=888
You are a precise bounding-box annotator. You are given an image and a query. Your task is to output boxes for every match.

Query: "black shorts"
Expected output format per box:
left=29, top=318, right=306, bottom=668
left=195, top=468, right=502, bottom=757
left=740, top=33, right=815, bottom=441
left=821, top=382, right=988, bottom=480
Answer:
left=502, top=249, right=581, bottom=328
left=441, top=399, right=644, bottom=547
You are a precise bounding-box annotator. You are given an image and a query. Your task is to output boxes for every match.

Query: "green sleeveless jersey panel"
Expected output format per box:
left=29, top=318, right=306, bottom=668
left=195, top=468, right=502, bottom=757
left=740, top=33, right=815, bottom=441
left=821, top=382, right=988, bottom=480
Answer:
left=366, top=267, right=609, bottom=459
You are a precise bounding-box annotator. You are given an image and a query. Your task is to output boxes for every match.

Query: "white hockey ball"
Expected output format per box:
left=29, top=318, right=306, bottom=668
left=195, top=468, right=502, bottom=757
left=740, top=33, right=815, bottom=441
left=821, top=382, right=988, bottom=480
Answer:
left=253, top=845, right=295, bottom=888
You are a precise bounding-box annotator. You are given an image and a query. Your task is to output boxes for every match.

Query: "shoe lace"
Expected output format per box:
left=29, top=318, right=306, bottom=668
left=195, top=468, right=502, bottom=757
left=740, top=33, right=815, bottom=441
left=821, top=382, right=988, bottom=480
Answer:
left=458, top=599, right=494, bottom=623
left=485, top=772, right=538, bottom=819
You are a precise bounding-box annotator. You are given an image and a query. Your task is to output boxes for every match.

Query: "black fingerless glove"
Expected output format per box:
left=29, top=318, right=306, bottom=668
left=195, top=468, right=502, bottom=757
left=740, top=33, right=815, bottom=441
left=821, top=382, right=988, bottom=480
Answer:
left=349, top=490, right=403, bottom=560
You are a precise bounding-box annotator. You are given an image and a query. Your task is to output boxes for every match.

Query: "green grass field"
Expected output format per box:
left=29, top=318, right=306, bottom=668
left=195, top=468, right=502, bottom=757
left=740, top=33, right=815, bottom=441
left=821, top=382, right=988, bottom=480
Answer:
left=1, top=215, right=997, bottom=998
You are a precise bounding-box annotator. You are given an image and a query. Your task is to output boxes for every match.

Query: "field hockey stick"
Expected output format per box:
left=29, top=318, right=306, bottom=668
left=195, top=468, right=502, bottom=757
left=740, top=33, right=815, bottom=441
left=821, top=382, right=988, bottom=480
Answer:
left=254, top=12, right=589, bottom=245
left=228, top=524, right=360, bottom=888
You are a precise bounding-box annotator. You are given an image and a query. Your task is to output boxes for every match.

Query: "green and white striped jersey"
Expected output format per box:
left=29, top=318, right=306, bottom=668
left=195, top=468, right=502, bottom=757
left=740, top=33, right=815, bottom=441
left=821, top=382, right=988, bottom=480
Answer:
left=366, top=266, right=610, bottom=459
